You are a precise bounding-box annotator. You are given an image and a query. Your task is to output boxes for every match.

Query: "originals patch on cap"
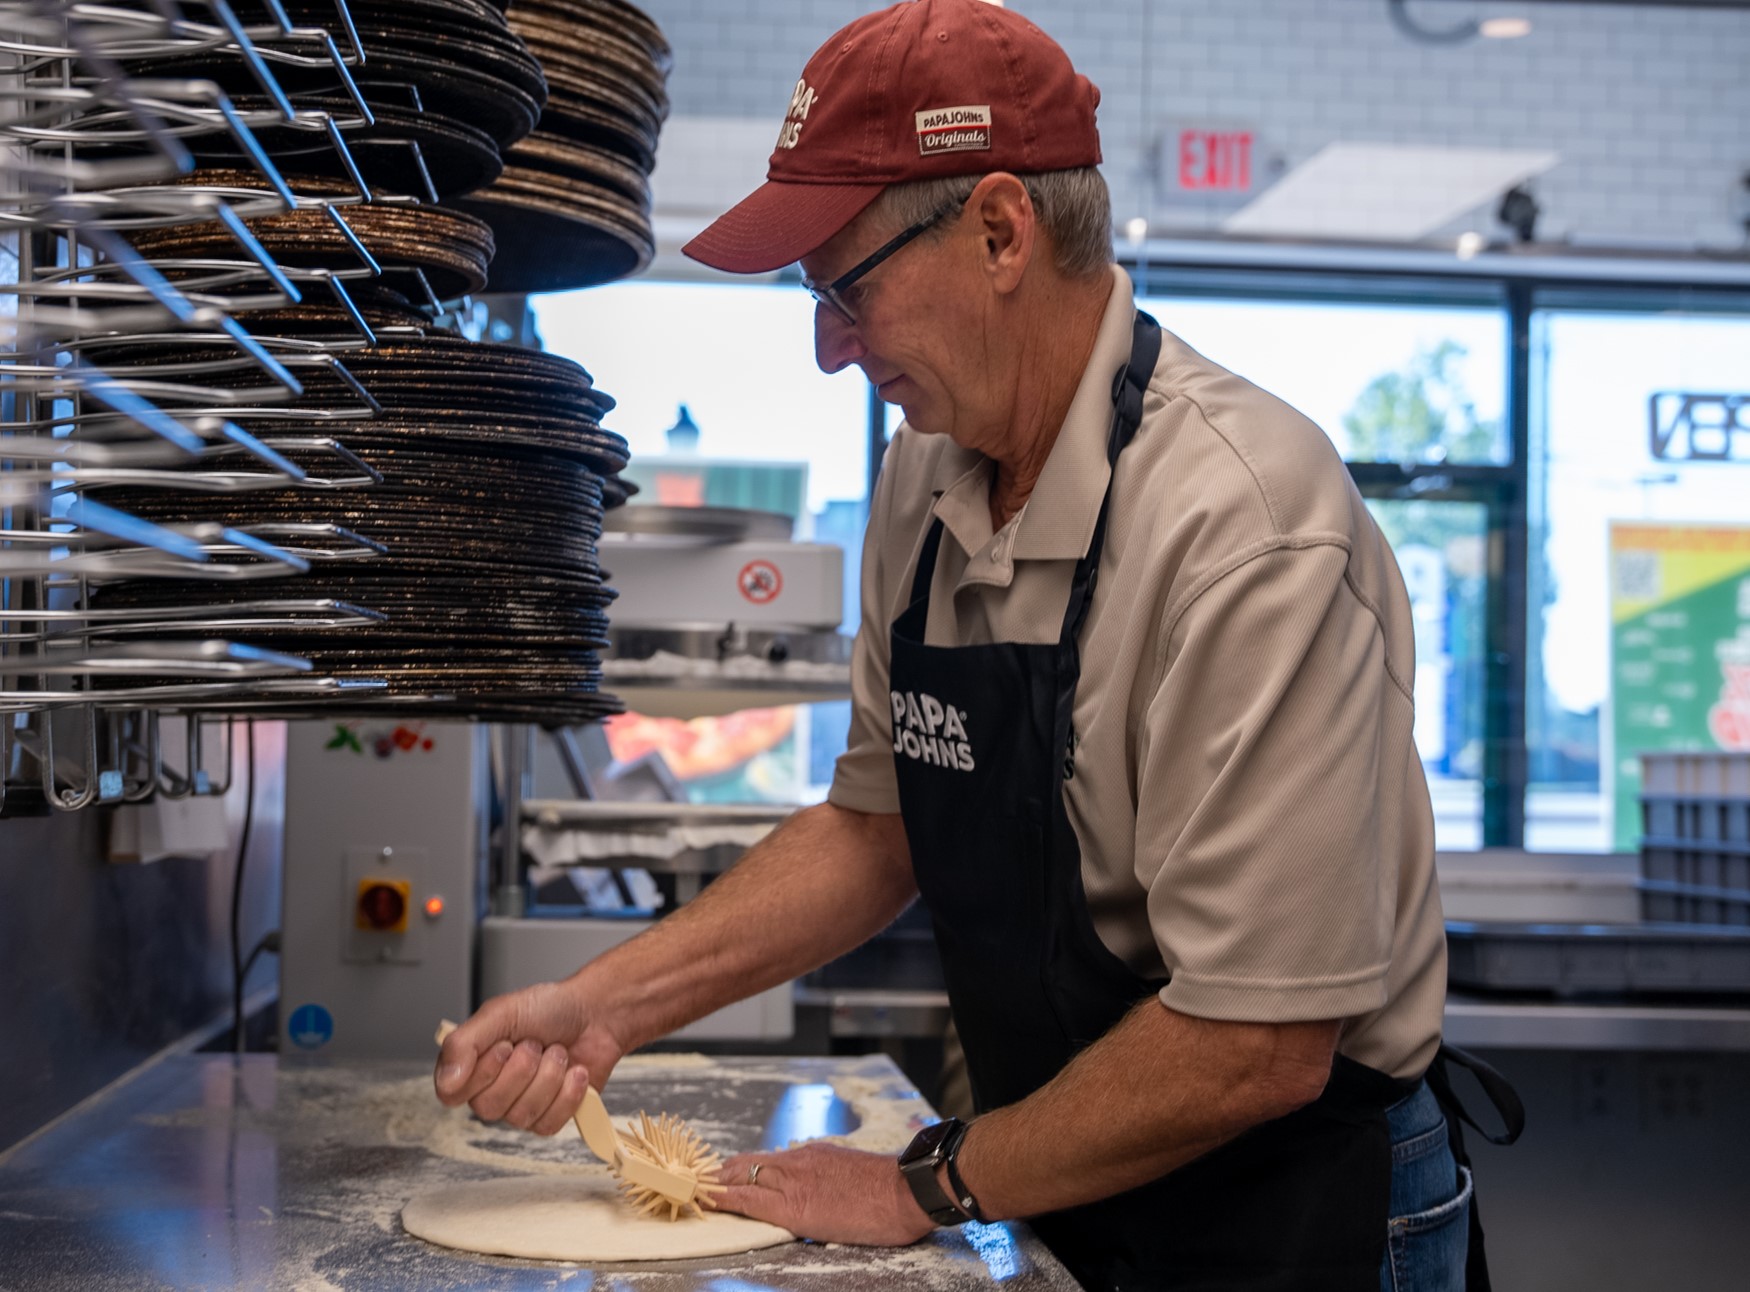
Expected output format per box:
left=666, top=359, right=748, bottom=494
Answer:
left=915, top=105, right=991, bottom=156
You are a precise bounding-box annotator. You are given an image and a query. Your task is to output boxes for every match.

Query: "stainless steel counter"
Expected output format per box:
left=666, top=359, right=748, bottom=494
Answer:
left=0, top=1052, right=1079, bottom=1291
left=1443, top=993, right=1750, bottom=1052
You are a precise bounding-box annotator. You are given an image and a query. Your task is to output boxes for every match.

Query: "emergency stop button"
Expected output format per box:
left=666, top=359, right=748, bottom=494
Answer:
left=355, top=879, right=411, bottom=933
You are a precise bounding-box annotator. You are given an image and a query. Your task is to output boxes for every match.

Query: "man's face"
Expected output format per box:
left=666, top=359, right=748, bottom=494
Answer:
left=800, top=202, right=994, bottom=445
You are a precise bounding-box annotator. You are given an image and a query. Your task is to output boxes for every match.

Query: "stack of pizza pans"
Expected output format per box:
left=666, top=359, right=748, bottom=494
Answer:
left=85, top=324, right=632, bottom=723
left=136, top=0, right=547, bottom=200
left=129, top=170, right=497, bottom=304
left=458, top=0, right=671, bottom=291
left=74, top=1, right=642, bottom=721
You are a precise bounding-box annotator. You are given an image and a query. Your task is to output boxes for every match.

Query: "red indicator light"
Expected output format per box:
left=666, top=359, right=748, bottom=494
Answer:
left=424, top=895, right=445, bottom=919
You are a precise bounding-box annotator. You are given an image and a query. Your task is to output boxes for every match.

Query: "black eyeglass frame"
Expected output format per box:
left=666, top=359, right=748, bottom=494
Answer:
left=802, top=200, right=960, bottom=325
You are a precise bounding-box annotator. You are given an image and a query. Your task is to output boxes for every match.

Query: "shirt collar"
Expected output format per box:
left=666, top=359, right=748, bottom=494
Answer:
left=926, top=265, right=1138, bottom=564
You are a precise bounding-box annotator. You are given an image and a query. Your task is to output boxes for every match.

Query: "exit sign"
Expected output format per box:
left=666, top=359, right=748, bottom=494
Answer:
left=1176, top=128, right=1256, bottom=193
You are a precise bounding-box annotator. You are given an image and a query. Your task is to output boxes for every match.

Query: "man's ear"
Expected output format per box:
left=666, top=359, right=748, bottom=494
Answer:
left=969, top=172, right=1036, bottom=295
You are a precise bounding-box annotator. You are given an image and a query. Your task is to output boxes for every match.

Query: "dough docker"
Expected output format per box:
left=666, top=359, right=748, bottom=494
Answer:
left=435, top=1020, right=725, bottom=1218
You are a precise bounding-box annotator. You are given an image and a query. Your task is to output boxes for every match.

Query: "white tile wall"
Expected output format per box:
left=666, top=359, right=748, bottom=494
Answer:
left=638, top=0, right=1750, bottom=250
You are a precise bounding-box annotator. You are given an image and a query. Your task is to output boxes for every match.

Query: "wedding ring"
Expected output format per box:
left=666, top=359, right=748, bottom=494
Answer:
left=748, top=1162, right=763, bottom=1185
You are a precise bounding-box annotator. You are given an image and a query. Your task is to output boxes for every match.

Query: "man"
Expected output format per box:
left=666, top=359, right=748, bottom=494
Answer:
left=437, top=3, right=1506, bottom=1288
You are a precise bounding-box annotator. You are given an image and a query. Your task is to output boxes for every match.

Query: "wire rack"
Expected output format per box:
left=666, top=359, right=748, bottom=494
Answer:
left=4, top=0, right=640, bottom=816
left=0, top=1, right=439, bottom=812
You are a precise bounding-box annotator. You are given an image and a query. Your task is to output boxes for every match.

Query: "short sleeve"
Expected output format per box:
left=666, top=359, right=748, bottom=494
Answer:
left=1136, top=542, right=1410, bottom=1023
left=827, top=448, right=902, bottom=815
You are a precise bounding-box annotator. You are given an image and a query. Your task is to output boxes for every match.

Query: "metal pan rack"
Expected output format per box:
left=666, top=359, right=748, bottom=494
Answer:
left=1, top=0, right=388, bottom=813
left=5, top=0, right=639, bottom=815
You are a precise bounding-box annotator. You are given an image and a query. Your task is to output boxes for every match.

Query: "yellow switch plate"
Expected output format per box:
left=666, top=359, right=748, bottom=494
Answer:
left=355, top=878, right=411, bottom=933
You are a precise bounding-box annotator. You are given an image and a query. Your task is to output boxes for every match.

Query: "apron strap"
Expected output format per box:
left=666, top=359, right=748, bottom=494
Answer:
left=908, top=515, right=948, bottom=609
left=1426, top=1042, right=1527, bottom=1292
left=1428, top=1043, right=1525, bottom=1148
left=1061, top=311, right=1162, bottom=649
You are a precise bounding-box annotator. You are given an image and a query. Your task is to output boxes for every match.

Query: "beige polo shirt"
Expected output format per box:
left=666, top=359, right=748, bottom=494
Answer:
left=829, top=265, right=1445, bottom=1081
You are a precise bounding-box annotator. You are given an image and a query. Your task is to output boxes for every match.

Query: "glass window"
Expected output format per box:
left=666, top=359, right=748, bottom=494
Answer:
left=1528, top=306, right=1750, bottom=851
left=1133, top=294, right=1509, bottom=465
left=530, top=281, right=868, bottom=534
left=530, top=281, right=873, bottom=803
left=1367, top=499, right=1491, bottom=850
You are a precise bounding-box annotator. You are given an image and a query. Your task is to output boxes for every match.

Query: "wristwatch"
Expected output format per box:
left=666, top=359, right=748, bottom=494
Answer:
left=897, top=1117, right=983, bottom=1225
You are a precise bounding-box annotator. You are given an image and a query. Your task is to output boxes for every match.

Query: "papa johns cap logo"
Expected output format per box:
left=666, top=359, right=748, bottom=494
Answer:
left=915, top=104, right=991, bottom=156
left=890, top=688, right=975, bottom=772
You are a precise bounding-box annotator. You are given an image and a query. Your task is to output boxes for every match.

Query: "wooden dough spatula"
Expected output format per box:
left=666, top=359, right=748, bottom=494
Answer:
left=435, top=1021, right=720, bottom=1219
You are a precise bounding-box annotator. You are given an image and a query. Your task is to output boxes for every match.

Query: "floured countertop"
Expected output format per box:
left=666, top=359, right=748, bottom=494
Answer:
left=0, top=1052, right=1081, bottom=1291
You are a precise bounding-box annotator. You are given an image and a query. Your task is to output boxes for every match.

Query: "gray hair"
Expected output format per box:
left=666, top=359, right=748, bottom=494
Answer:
left=869, top=166, right=1114, bottom=280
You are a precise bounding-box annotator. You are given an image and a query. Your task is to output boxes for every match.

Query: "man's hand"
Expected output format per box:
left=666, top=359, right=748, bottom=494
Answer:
left=711, top=1143, right=936, bottom=1247
left=433, top=978, right=626, bottom=1135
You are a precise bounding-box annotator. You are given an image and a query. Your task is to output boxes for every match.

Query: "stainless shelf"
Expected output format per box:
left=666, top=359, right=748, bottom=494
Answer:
left=1443, top=994, right=1750, bottom=1052
left=795, top=987, right=1750, bottom=1052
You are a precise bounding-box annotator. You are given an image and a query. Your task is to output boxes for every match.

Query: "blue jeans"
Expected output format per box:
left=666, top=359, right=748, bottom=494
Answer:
left=1379, top=1080, right=1472, bottom=1292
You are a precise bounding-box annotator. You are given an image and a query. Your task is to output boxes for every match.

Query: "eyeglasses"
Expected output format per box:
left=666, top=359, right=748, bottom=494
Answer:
left=801, top=201, right=959, bottom=326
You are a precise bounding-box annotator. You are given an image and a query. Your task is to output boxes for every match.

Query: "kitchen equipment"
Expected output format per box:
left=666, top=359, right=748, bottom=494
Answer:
left=597, top=505, right=851, bottom=719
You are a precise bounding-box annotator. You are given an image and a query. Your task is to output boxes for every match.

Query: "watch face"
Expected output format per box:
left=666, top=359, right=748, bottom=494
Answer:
left=899, top=1118, right=959, bottom=1166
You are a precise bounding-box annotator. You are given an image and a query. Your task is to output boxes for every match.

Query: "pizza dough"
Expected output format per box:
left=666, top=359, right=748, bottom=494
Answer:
left=402, top=1172, right=795, bottom=1262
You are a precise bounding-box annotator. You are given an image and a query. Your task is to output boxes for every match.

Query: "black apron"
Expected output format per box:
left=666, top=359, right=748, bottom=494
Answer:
left=889, top=311, right=1413, bottom=1292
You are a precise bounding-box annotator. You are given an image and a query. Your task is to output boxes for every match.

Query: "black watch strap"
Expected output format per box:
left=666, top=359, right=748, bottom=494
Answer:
left=942, top=1133, right=986, bottom=1224
left=897, top=1118, right=976, bottom=1226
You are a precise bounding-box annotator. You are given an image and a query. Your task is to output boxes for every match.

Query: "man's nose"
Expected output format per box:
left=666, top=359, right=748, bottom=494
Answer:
left=814, top=303, right=866, bottom=375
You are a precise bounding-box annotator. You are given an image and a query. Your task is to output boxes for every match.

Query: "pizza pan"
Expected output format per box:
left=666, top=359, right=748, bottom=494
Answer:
left=457, top=179, right=651, bottom=293
left=126, top=192, right=497, bottom=300
left=514, top=0, right=672, bottom=85
left=511, top=24, right=666, bottom=126
left=192, top=95, right=504, bottom=200
left=508, top=134, right=650, bottom=204
left=193, top=0, right=548, bottom=146
left=529, top=97, right=659, bottom=171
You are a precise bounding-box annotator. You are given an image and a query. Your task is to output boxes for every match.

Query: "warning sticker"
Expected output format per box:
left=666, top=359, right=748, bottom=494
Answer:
left=738, top=560, right=783, bottom=605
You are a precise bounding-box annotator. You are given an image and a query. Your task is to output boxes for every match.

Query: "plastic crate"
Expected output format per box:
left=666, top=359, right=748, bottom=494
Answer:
left=1639, top=751, right=1750, bottom=798
left=1641, top=840, right=1750, bottom=889
left=1642, top=797, right=1750, bottom=846
left=1640, top=884, right=1750, bottom=927
left=1446, top=920, right=1750, bottom=994
left=1638, top=755, right=1750, bottom=927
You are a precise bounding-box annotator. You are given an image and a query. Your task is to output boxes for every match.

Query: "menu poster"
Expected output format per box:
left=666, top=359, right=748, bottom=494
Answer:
left=1608, top=522, right=1750, bottom=849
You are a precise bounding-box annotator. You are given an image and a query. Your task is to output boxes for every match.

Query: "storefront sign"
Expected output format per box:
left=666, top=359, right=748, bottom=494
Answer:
left=1648, top=391, right=1748, bottom=461
left=1608, top=521, right=1750, bottom=848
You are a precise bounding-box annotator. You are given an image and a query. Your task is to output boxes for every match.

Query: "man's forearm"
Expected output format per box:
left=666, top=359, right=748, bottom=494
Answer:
left=575, top=802, right=917, bottom=1051
left=958, top=1000, right=1340, bottom=1220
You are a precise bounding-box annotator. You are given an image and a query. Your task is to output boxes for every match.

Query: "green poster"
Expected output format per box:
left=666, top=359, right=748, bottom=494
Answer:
left=1609, top=522, right=1750, bottom=850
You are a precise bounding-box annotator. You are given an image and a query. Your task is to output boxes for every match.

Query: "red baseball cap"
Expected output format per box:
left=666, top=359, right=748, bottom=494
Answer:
left=682, top=0, right=1102, bottom=275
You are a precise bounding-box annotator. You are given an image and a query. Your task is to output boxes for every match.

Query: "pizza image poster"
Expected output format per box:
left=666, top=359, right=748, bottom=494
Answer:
left=605, top=708, right=798, bottom=787
left=1608, top=521, right=1750, bottom=850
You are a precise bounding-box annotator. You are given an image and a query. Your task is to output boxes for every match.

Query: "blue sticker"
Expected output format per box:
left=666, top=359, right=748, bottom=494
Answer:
left=288, top=1003, right=334, bottom=1051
